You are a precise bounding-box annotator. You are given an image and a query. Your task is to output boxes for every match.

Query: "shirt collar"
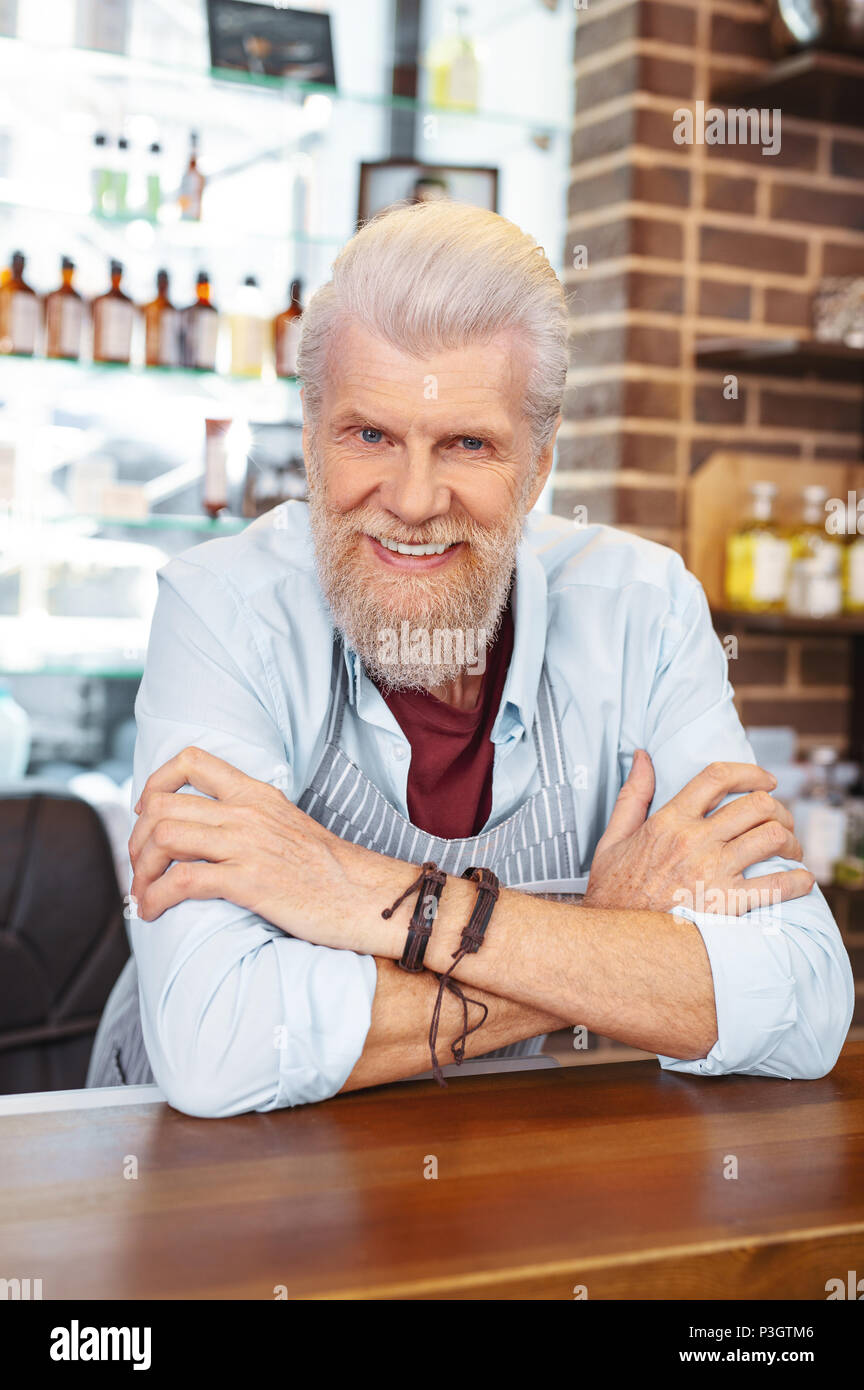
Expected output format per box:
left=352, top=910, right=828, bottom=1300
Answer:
left=342, top=528, right=548, bottom=747
left=492, top=532, right=547, bottom=746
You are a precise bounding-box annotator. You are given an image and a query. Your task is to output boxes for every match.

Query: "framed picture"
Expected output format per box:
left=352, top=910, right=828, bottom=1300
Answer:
left=206, top=1, right=336, bottom=86
left=357, top=160, right=499, bottom=228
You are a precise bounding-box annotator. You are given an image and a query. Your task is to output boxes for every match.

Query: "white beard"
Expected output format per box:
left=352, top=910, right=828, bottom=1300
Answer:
left=304, top=437, right=532, bottom=693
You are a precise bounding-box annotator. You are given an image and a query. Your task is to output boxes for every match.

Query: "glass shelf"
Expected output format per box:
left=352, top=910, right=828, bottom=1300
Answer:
left=0, top=199, right=348, bottom=249
left=0, top=663, right=144, bottom=679
left=0, top=354, right=299, bottom=386
left=49, top=512, right=250, bottom=534
left=0, top=35, right=570, bottom=137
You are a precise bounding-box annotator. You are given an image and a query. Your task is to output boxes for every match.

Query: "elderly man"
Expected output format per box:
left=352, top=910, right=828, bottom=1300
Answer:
left=88, top=201, right=853, bottom=1115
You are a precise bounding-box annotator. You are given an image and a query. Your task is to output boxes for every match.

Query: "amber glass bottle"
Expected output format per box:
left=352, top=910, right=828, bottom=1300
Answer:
left=181, top=271, right=219, bottom=371
left=92, top=259, right=134, bottom=365
left=45, top=257, right=83, bottom=361
left=178, top=131, right=205, bottom=221
left=274, top=278, right=302, bottom=378
left=143, top=269, right=180, bottom=367
left=0, top=251, right=38, bottom=356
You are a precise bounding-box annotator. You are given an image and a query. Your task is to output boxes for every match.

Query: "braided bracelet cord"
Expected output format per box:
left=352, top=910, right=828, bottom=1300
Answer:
left=428, top=866, right=500, bottom=1087
left=381, top=860, right=448, bottom=972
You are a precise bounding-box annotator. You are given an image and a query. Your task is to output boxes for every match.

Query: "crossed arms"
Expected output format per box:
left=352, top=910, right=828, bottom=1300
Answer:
left=125, top=566, right=854, bottom=1117
left=128, top=744, right=847, bottom=1114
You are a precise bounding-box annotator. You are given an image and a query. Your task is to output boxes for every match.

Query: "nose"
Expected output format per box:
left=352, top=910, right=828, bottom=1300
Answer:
left=378, top=440, right=451, bottom=529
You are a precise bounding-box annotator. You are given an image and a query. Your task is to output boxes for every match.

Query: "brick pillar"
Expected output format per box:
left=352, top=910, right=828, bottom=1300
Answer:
left=557, top=0, right=864, bottom=555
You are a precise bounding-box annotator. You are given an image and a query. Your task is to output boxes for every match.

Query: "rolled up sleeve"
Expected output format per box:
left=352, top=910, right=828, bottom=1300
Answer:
left=659, top=879, right=852, bottom=1079
left=642, top=564, right=854, bottom=1080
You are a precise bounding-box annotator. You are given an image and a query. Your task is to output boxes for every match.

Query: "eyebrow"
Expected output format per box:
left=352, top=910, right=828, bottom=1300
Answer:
left=330, top=408, right=512, bottom=446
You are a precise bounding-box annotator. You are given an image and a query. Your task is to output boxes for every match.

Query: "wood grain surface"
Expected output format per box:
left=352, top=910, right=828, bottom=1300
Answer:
left=1, top=1043, right=862, bottom=1300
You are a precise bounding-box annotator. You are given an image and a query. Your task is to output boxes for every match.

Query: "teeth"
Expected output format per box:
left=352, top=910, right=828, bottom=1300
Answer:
left=374, top=536, right=456, bottom=557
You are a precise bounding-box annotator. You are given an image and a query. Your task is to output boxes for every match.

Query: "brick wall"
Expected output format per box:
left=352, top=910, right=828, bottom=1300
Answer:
left=558, top=0, right=864, bottom=756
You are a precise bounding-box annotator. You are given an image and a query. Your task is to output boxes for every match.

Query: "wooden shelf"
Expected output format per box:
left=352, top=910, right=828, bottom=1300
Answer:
left=712, top=609, right=864, bottom=636
left=696, top=337, right=864, bottom=382
left=712, top=48, right=864, bottom=128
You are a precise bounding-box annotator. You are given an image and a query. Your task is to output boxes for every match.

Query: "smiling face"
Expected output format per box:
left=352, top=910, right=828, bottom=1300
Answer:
left=304, top=318, right=557, bottom=692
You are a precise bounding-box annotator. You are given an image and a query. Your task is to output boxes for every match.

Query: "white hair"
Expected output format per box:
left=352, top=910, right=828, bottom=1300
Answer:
left=296, top=199, right=567, bottom=457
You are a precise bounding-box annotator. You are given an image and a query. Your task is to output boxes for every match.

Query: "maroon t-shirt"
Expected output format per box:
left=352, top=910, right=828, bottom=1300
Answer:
left=377, top=599, right=515, bottom=840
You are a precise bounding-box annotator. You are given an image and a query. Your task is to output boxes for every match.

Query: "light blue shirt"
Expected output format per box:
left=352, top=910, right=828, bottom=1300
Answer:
left=130, top=500, right=854, bottom=1116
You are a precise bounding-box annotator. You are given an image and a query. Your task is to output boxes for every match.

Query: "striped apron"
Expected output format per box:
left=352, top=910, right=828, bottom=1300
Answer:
left=87, top=634, right=586, bottom=1088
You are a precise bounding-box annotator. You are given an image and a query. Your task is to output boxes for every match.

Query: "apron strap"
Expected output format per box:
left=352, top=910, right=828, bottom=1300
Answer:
left=532, top=664, right=569, bottom=790
left=325, top=631, right=350, bottom=749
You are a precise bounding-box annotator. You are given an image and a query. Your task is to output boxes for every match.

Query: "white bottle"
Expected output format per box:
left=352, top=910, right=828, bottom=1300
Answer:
left=0, top=683, right=31, bottom=780
left=793, top=747, right=847, bottom=886
left=230, top=276, right=266, bottom=378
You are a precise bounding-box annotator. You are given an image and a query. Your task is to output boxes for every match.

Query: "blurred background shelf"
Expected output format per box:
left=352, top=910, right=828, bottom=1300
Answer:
left=0, top=0, right=573, bottom=788
left=696, top=338, right=864, bottom=384
left=711, top=48, right=864, bottom=129
left=0, top=32, right=570, bottom=134
left=712, top=609, right=864, bottom=636
left=44, top=510, right=249, bottom=533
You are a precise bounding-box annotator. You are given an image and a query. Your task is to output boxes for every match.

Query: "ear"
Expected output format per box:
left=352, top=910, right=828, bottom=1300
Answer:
left=524, top=413, right=561, bottom=512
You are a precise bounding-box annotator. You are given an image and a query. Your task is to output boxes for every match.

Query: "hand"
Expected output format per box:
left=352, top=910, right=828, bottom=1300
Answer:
left=582, top=752, right=815, bottom=916
left=128, top=746, right=391, bottom=948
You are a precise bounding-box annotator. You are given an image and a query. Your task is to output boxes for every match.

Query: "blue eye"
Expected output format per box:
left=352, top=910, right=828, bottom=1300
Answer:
left=461, top=437, right=484, bottom=450
left=360, top=427, right=382, bottom=444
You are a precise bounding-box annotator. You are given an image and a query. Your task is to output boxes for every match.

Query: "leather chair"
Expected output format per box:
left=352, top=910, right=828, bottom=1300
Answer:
left=0, top=785, right=130, bottom=1094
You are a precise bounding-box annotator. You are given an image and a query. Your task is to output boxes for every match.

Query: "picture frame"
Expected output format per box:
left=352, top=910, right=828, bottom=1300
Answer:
left=206, top=1, right=336, bottom=86
left=357, top=159, right=499, bottom=228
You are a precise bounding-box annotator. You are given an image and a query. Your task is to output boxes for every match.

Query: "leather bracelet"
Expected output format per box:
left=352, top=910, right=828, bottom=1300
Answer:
left=381, top=861, right=447, bottom=973
left=428, top=865, right=501, bottom=1087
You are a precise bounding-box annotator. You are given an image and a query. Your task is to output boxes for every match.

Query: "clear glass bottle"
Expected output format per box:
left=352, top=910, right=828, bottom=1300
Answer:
left=0, top=250, right=38, bottom=356
left=178, top=131, right=205, bottom=221
left=91, top=132, right=112, bottom=215
left=834, top=770, right=864, bottom=888
left=44, top=256, right=83, bottom=361
left=143, top=268, right=180, bottom=368
left=426, top=5, right=479, bottom=111
left=145, top=141, right=162, bottom=219
left=274, top=278, right=302, bottom=379
left=793, top=747, right=847, bottom=886
left=844, top=528, right=864, bottom=613
left=724, top=481, right=791, bottom=613
left=114, top=134, right=130, bottom=216
left=0, top=682, right=31, bottom=780
left=230, top=276, right=266, bottom=378
left=92, top=259, right=134, bottom=365
left=181, top=270, right=219, bottom=372
left=787, top=485, right=843, bottom=618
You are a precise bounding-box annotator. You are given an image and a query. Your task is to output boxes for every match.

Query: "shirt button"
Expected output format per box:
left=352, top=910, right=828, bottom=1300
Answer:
left=393, top=745, right=408, bottom=761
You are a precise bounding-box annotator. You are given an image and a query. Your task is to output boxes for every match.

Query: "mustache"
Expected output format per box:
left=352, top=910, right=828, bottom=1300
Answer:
left=323, top=507, right=480, bottom=550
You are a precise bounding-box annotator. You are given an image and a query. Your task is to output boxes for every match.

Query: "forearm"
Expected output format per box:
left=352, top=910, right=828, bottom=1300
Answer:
left=352, top=855, right=718, bottom=1061
left=432, top=880, right=717, bottom=1058
left=339, top=957, right=568, bottom=1093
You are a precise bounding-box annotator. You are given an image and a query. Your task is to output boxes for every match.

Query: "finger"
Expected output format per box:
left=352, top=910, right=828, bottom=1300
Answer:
left=131, top=822, right=235, bottom=899
left=129, top=791, right=224, bottom=864
left=723, top=868, right=816, bottom=915
left=134, top=746, right=254, bottom=813
left=595, top=749, right=656, bottom=852
left=671, top=762, right=777, bottom=820
left=709, top=791, right=794, bottom=840
left=136, top=860, right=228, bottom=921
left=724, top=822, right=804, bottom=876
